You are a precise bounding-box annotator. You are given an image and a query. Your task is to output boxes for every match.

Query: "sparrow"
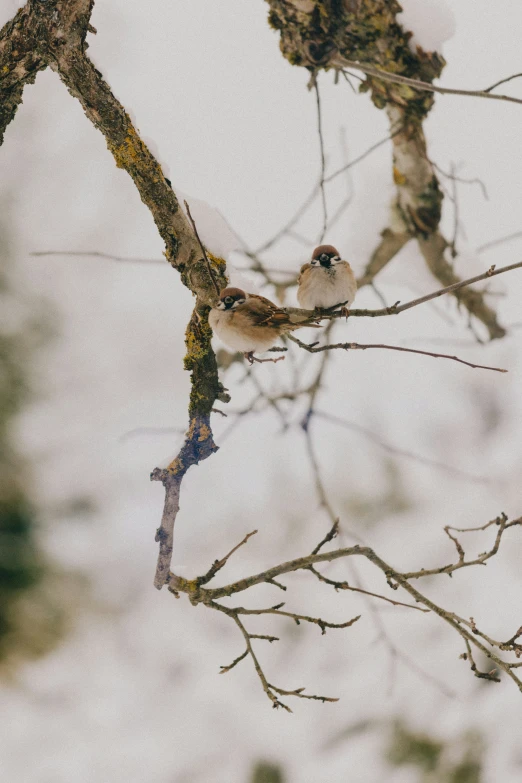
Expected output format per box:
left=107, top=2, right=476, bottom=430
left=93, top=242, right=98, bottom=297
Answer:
left=209, top=287, right=315, bottom=363
left=297, top=244, right=357, bottom=315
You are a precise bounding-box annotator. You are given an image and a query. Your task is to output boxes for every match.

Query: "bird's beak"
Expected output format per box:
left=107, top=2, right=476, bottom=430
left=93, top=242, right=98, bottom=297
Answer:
left=319, top=258, right=331, bottom=268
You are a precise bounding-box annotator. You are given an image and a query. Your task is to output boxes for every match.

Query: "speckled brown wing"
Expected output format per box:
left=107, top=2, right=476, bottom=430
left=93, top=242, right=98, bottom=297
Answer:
left=241, top=294, right=294, bottom=330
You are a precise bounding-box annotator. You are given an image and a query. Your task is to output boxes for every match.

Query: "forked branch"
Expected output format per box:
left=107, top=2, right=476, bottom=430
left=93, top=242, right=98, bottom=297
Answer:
left=163, top=514, right=521, bottom=708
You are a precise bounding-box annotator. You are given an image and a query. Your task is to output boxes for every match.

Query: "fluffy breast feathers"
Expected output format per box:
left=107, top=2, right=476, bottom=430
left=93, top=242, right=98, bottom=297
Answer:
left=297, top=260, right=357, bottom=310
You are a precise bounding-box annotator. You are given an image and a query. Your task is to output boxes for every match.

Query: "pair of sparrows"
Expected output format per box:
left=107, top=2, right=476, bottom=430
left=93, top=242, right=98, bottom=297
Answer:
left=208, top=245, right=357, bottom=362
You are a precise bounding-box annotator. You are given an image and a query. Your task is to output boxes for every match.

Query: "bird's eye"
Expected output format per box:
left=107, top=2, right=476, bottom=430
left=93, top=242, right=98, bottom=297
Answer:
left=224, top=296, right=233, bottom=304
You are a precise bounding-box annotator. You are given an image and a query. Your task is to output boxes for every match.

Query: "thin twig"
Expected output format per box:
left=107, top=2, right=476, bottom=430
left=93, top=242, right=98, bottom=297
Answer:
left=289, top=335, right=508, bottom=374
left=462, top=639, right=501, bottom=682
left=220, top=649, right=248, bottom=674
left=484, top=72, right=522, bottom=93
left=314, top=80, right=328, bottom=240
left=315, top=410, right=488, bottom=484
left=334, top=59, right=522, bottom=106
left=477, top=231, right=522, bottom=254
left=254, top=180, right=321, bottom=254
left=31, top=250, right=163, bottom=264
left=401, top=514, right=521, bottom=579
left=308, top=565, right=429, bottom=612
left=197, top=530, right=258, bottom=586
left=430, top=160, right=488, bottom=200
left=311, top=519, right=340, bottom=555
left=324, top=128, right=401, bottom=184
left=184, top=201, right=222, bottom=297
left=234, top=604, right=361, bottom=635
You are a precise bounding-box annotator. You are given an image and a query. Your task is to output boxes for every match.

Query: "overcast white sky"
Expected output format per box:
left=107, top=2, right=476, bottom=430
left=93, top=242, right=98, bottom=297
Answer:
left=1, top=1, right=522, bottom=781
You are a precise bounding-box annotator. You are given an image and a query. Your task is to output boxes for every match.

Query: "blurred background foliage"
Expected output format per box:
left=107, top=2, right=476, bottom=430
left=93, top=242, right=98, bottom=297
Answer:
left=387, top=721, right=483, bottom=783
left=249, top=720, right=484, bottom=782
left=0, top=204, right=88, bottom=673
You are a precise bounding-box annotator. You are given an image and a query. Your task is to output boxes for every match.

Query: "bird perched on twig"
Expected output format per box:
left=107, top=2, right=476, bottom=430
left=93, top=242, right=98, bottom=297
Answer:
left=297, top=244, right=357, bottom=315
left=209, top=287, right=316, bottom=364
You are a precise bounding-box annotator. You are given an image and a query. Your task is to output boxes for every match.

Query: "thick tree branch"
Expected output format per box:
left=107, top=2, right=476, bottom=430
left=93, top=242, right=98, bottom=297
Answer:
left=0, top=2, right=50, bottom=145
left=0, top=0, right=231, bottom=589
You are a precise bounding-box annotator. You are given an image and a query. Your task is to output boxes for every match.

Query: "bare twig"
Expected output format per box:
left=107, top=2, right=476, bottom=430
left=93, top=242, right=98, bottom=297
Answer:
left=234, top=604, right=361, bottom=635
left=461, top=639, right=501, bottom=683
left=334, top=59, right=522, bottom=107
left=254, top=180, right=320, bottom=254
left=484, top=72, right=522, bottom=93
left=324, top=128, right=402, bottom=184
left=477, top=231, right=522, bottom=254
left=288, top=335, right=508, bottom=374
left=355, top=261, right=522, bottom=319
left=429, top=161, right=488, bottom=201
left=219, top=648, right=248, bottom=673
left=308, top=565, right=429, bottom=612
left=213, top=600, right=343, bottom=710
left=315, top=410, right=488, bottom=484
left=197, top=530, right=258, bottom=587
left=344, top=558, right=455, bottom=699
left=314, top=80, right=328, bottom=241
left=311, top=519, right=340, bottom=555
left=184, top=201, right=222, bottom=298
left=401, top=514, right=521, bottom=579
left=31, top=250, right=164, bottom=264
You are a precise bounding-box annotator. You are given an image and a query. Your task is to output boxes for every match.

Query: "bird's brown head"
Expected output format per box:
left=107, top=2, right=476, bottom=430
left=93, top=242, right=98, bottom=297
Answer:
left=311, top=244, right=341, bottom=268
left=216, top=287, right=247, bottom=310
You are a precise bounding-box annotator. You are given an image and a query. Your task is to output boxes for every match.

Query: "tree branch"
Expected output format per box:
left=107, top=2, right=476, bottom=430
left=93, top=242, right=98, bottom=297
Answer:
left=283, top=261, right=522, bottom=334
left=288, top=335, right=507, bottom=374
left=334, top=58, right=522, bottom=107
left=164, top=514, right=522, bottom=705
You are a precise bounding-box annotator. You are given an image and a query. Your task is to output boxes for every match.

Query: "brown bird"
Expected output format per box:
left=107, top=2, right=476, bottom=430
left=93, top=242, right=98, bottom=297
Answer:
left=297, top=244, right=357, bottom=313
left=209, top=287, right=314, bottom=363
